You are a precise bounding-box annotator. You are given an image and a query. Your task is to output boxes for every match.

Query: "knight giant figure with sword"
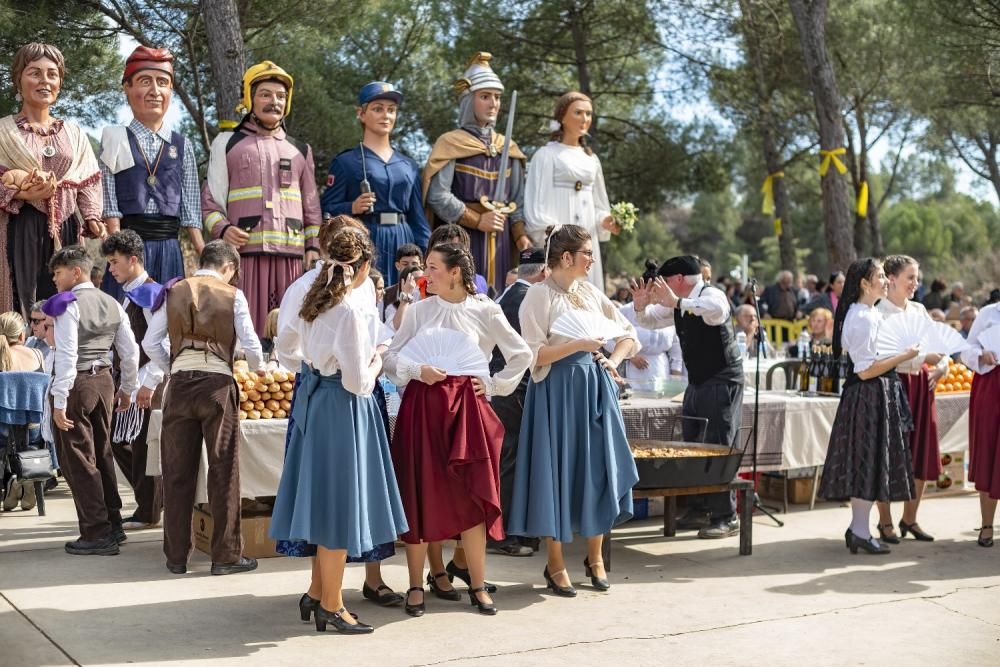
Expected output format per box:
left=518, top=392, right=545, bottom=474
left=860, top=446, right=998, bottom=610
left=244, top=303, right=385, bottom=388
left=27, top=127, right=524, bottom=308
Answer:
left=422, top=52, right=528, bottom=295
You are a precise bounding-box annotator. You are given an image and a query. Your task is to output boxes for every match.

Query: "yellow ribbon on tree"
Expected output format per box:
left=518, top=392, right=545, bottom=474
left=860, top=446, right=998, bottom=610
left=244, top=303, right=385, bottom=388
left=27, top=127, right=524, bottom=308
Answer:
left=818, top=147, right=848, bottom=177
left=219, top=119, right=238, bottom=130
left=774, top=218, right=783, bottom=237
left=760, top=171, right=784, bottom=216
left=856, top=181, right=869, bottom=217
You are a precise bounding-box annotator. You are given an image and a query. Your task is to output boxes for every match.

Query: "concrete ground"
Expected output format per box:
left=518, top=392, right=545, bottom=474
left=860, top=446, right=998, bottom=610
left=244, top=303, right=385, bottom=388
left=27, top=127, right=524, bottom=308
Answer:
left=1, top=482, right=997, bottom=667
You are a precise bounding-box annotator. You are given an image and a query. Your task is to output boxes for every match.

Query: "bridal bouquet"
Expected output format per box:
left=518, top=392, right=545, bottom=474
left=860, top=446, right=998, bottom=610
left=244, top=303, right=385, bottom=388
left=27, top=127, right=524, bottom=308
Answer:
left=610, top=201, right=639, bottom=233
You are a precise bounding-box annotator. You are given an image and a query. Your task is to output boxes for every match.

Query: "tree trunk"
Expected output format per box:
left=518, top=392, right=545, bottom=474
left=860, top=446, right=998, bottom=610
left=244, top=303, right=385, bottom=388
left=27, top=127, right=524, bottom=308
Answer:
left=788, top=0, right=855, bottom=272
left=567, top=3, right=596, bottom=143
left=738, top=0, right=796, bottom=272
left=868, top=201, right=884, bottom=256
left=201, top=0, right=246, bottom=129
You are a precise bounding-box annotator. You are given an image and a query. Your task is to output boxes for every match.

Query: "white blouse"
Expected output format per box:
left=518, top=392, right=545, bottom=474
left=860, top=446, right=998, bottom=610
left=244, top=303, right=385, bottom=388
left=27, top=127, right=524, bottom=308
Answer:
left=300, top=298, right=381, bottom=396
left=876, top=297, right=948, bottom=376
left=383, top=294, right=532, bottom=397
left=842, top=302, right=881, bottom=373
left=518, top=277, right=640, bottom=383
left=961, top=303, right=1000, bottom=375
left=523, top=142, right=612, bottom=291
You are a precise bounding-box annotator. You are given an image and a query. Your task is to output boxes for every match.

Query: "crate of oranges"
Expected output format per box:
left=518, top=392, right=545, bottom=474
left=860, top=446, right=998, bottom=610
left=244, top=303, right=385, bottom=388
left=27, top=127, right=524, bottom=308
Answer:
left=934, top=358, right=973, bottom=394
left=233, top=363, right=295, bottom=419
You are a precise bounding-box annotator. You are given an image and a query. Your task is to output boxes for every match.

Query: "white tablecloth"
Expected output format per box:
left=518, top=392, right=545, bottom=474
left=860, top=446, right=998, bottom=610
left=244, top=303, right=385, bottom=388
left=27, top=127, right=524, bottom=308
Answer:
left=145, top=410, right=288, bottom=503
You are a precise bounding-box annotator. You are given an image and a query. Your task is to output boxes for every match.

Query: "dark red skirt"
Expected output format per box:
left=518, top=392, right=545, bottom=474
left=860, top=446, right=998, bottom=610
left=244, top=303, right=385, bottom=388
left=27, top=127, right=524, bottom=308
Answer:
left=900, top=369, right=942, bottom=481
left=391, top=376, right=505, bottom=543
left=969, top=367, right=1000, bottom=499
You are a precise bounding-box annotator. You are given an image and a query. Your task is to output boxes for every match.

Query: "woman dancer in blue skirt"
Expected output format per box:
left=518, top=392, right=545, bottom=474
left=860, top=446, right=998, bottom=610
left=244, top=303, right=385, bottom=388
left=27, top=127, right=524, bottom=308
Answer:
left=269, top=229, right=408, bottom=634
left=818, top=257, right=918, bottom=555
left=508, top=224, right=640, bottom=596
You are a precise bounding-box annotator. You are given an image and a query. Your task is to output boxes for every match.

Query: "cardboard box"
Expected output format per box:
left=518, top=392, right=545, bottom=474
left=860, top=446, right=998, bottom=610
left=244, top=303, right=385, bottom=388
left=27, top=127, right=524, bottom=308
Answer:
left=759, top=474, right=816, bottom=505
left=193, top=505, right=279, bottom=559
left=925, top=452, right=975, bottom=495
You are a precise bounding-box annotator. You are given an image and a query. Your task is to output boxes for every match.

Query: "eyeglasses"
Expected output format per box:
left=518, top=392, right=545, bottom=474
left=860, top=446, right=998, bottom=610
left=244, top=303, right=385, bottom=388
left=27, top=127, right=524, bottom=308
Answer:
left=575, top=250, right=594, bottom=258
left=30, top=318, right=45, bottom=324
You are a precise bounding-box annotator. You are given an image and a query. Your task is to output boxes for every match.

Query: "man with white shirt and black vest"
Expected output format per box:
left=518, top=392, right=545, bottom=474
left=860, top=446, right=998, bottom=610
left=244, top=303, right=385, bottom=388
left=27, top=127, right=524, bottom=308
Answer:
left=488, top=246, right=548, bottom=556
left=632, top=255, right=744, bottom=539
left=43, top=246, right=140, bottom=556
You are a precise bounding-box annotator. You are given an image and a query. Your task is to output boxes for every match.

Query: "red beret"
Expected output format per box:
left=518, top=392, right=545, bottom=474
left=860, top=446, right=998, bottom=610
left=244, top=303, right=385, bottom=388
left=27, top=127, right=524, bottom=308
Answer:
left=122, top=46, right=174, bottom=84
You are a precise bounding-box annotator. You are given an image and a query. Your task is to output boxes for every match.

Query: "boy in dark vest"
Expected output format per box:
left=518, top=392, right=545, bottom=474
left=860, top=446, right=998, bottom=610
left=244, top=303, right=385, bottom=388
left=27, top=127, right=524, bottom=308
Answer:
left=143, top=240, right=264, bottom=575
left=101, top=229, right=166, bottom=530
left=44, top=246, right=140, bottom=556
left=99, top=45, right=203, bottom=301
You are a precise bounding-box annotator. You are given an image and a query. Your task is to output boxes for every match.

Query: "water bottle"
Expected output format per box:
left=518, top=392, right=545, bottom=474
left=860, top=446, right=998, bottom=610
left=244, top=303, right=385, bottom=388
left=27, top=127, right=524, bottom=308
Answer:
left=736, top=331, right=748, bottom=360
left=797, top=329, right=811, bottom=359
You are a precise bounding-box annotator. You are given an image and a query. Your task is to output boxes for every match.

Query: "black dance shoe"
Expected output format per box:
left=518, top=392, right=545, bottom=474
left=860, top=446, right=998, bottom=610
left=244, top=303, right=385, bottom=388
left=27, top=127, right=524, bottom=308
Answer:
left=362, top=582, right=404, bottom=607
left=315, top=606, right=373, bottom=634
left=977, top=526, right=994, bottom=548
left=468, top=587, right=497, bottom=615
left=426, top=571, right=462, bottom=601
left=446, top=560, right=498, bottom=593
left=211, top=556, right=258, bottom=575
left=898, top=520, right=934, bottom=542
left=583, top=557, right=611, bottom=591
left=543, top=566, right=577, bottom=597
left=299, top=593, right=320, bottom=621
left=65, top=535, right=119, bottom=556
left=845, top=529, right=891, bottom=555
left=876, top=524, right=900, bottom=544
left=404, top=586, right=426, bottom=617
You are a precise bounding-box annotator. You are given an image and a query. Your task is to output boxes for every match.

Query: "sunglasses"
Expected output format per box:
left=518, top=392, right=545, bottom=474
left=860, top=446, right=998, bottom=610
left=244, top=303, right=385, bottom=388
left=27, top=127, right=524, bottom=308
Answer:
left=30, top=317, right=46, bottom=324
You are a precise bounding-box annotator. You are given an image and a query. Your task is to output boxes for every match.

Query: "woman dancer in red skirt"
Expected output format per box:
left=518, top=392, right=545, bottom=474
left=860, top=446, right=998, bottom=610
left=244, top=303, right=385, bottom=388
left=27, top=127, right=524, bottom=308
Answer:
left=961, top=302, right=1000, bottom=547
left=874, top=255, right=947, bottom=542
left=383, top=243, right=531, bottom=616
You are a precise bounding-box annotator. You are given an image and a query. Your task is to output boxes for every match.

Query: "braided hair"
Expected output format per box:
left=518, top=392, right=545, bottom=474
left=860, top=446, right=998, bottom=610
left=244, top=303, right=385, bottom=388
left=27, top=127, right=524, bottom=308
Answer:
left=832, top=257, right=880, bottom=359
left=299, top=228, right=373, bottom=322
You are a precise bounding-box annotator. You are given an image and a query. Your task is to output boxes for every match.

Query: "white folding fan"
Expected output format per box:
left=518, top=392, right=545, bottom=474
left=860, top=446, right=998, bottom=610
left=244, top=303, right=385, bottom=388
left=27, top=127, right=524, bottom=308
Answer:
left=924, top=321, right=970, bottom=356
left=399, top=327, right=490, bottom=377
left=550, top=310, right=625, bottom=342
left=876, top=309, right=932, bottom=357
left=978, top=325, right=1000, bottom=356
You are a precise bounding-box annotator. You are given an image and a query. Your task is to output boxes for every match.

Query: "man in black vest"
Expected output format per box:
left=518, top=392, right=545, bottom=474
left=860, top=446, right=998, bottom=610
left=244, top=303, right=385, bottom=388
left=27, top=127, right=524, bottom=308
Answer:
left=632, top=255, right=744, bottom=538
left=487, top=247, right=548, bottom=556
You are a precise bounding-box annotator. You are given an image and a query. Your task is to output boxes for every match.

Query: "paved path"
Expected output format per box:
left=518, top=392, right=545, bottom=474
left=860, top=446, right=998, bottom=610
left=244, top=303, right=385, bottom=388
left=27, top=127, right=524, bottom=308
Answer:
left=1, top=483, right=997, bottom=666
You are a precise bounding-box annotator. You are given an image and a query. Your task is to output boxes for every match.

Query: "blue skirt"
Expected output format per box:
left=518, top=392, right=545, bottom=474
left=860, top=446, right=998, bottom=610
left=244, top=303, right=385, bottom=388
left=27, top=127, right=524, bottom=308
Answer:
left=507, top=351, right=638, bottom=542
left=269, top=369, right=408, bottom=558
left=366, top=222, right=417, bottom=286
left=100, top=238, right=185, bottom=301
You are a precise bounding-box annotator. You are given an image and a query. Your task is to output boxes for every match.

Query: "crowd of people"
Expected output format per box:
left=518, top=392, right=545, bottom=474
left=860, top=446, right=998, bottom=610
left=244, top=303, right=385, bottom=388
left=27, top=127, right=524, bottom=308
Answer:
left=2, top=39, right=1000, bottom=638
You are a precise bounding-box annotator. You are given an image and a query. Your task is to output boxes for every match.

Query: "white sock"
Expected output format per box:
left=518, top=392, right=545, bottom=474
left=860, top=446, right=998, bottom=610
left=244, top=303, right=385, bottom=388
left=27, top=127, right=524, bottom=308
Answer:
left=849, top=498, right=874, bottom=541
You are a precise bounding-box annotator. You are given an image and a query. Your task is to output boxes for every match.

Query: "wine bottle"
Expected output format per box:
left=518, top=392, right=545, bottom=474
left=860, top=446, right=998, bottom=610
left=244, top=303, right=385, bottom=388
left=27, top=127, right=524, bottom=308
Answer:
left=808, top=344, right=820, bottom=393
left=820, top=346, right=834, bottom=393
left=798, top=345, right=811, bottom=391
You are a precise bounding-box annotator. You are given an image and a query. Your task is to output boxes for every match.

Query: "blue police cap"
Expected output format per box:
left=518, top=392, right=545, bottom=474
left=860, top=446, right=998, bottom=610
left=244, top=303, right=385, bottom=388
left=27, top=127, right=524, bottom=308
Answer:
left=359, top=81, right=403, bottom=106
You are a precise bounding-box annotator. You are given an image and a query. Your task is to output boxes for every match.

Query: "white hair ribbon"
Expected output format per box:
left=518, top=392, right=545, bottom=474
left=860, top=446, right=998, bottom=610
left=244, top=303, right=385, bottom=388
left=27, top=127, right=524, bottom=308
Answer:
left=325, top=259, right=356, bottom=287
left=544, top=223, right=563, bottom=265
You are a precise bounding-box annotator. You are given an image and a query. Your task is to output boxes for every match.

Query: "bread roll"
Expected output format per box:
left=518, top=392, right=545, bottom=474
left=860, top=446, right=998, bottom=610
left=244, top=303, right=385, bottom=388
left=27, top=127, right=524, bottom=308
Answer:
left=239, top=410, right=248, bottom=420
left=265, top=399, right=280, bottom=412
left=254, top=400, right=265, bottom=411
left=260, top=408, right=274, bottom=419
left=239, top=390, right=249, bottom=402
left=261, top=392, right=271, bottom=401
left=248, top=409, right=261, bottom=420
left=240, top=400, right=253, bottom=412
left=247, top=390, right=261, bottom=402
left=280, top=381, right=294, bottom=392
left=279, top=399, right=292, bottom=411
left=274, top=408, right=287, bottom=419
left=271, top=391, right=284, bottom=401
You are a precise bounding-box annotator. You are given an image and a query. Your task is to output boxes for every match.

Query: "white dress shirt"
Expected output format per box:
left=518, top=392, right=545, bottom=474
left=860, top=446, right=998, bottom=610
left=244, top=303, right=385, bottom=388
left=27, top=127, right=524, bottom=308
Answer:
left=961, top=303, right=1000, bottom=374
left=842, top=302, right=881, bottom=373
left=383, top=294, right=532, bottom=396
left=52, top=282, right=139, bottom=410
left=121, top=271, right=168, bottom=391
left=615, top=302, right=682, bottom=379
left=635, top=278, right=731, bottom=329
left=143, top=269, right=264, bottom=376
